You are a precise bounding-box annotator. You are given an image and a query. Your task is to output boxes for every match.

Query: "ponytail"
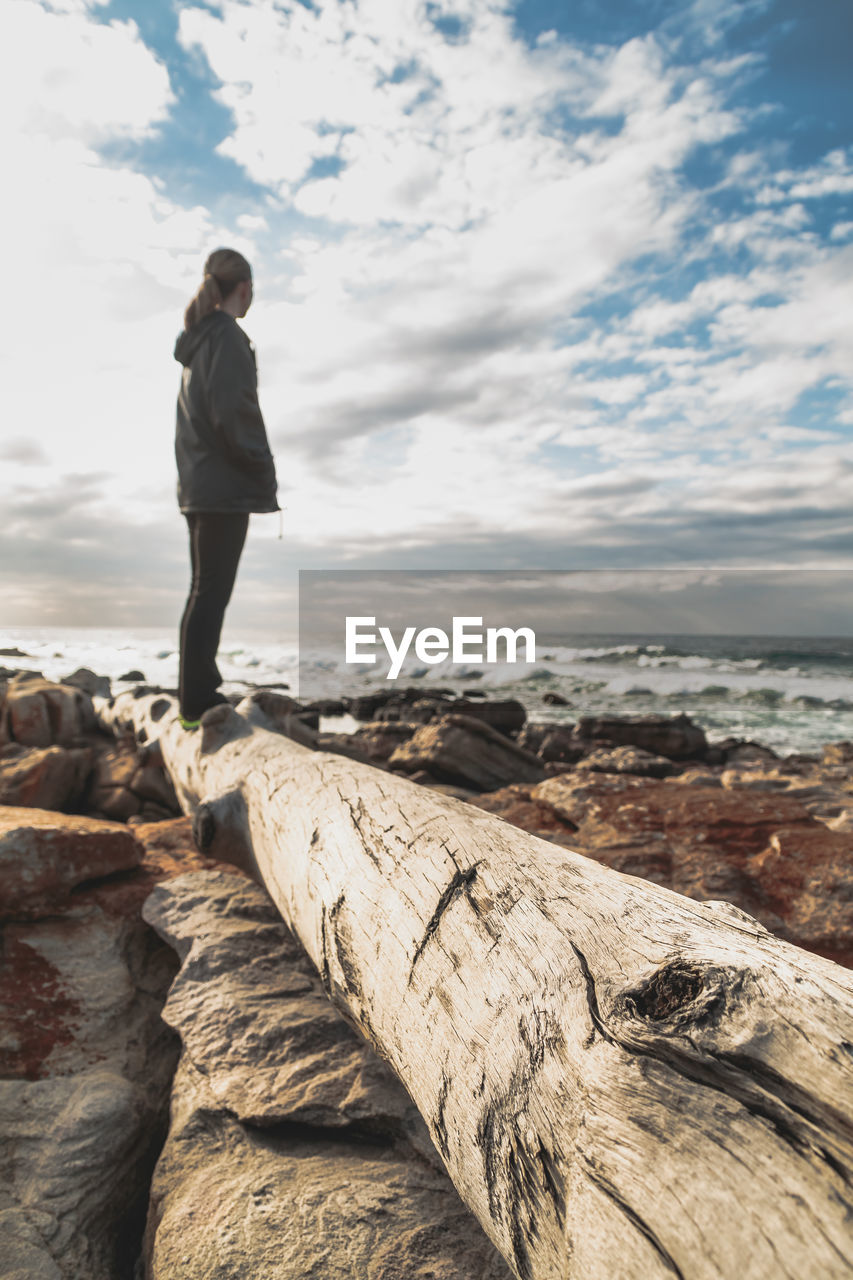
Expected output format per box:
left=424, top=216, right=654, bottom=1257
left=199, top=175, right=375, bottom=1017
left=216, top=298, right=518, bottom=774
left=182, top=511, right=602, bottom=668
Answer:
left=183, top=247, right=252, bottom=330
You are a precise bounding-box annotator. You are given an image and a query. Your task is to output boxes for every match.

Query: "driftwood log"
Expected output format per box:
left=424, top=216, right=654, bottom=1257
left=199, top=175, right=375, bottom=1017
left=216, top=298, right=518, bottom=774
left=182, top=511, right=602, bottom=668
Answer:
left=97, top=691, right=853, bottom=1280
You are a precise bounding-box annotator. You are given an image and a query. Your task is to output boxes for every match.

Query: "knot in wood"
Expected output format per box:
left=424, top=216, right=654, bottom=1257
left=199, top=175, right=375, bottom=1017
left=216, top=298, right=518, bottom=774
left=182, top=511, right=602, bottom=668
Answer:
left=622, top=960, right=716, bottom=1022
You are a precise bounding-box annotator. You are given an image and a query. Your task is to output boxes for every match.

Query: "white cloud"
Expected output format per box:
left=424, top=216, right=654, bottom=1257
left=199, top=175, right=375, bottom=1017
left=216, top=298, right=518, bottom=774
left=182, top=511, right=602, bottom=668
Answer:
left=3, top=0, right=173, bottom=141
left=0, top=1, right=229, bottom=522
left=3, top=0, right=852, bottom=629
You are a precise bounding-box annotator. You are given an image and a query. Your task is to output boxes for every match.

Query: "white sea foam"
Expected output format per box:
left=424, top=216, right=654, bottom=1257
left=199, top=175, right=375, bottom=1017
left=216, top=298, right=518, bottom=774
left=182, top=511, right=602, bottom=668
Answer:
left=3, top=625, right=853, bottom=755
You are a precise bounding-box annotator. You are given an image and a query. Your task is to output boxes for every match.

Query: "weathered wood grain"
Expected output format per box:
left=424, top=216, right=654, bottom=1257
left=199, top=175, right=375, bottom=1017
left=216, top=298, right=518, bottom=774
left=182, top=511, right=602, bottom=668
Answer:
left=96, top=691, right=853, bottom=1280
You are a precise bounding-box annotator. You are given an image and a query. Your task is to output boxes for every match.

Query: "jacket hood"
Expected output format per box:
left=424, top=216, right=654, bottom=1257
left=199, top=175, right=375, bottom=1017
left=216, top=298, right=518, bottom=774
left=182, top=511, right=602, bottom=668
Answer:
left=174, top=310, right=233, bottom=367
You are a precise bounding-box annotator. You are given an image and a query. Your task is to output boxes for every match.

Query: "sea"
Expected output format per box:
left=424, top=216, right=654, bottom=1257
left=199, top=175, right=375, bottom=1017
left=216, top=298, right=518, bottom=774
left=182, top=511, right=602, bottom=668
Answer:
left=2, top=626, right=853, bottom=757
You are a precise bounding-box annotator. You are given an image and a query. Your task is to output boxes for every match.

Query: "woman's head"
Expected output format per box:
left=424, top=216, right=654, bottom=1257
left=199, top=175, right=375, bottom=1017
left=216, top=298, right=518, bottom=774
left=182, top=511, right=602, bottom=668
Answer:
left=184, top=247, right=253, bottom=330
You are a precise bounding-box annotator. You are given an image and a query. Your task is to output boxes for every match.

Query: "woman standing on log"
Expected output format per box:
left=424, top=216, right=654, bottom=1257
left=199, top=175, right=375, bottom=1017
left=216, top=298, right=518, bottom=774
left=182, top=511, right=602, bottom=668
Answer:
left=174, top=248, right=279, bottom=730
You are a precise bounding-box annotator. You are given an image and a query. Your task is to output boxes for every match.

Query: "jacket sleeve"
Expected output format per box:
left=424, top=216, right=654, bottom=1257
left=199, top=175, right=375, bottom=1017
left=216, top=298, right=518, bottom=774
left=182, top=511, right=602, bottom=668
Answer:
left=204, top=323, right=277, bottom=482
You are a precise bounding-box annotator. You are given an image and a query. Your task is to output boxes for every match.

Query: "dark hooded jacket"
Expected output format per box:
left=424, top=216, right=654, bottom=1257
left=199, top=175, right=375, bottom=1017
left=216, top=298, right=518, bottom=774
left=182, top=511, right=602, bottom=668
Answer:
left=174, top=311, right=279, bottom=513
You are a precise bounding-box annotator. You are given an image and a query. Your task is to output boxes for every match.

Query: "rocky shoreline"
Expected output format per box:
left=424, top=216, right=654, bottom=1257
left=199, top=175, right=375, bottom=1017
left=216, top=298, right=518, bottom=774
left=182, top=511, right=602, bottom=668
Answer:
left=1, top=666, right=851, bottom=1277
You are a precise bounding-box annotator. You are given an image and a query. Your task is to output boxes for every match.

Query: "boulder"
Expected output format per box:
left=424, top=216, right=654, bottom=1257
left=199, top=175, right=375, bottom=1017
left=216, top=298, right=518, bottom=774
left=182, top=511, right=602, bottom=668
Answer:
left=449, top=698, right=526, bottom=736
left=315, top=732, right=376, bottom=765
left=85, top=738, right=181, bottom=822
left=351, top=720, right=420, bottom=764
left=389, top=714, right=546, bottom=791
left=0, top=743, right=93, bottom=811
left=575, top=745, right=679, bottom=778
left=141, top=872, right=511, bottom=1280
left=823, top=741, right=853, bottom=769
left=0, top=822, right=203, bottom=1280
left=0, top=815, right=243, bottom=1280
left=62, top=667, right=111, bottom=699
left=0, top=806, right=142, bottom=916
left=748, top=827, right=853, bottom=965
left=4, top=674, right=96, bottom=747
left=574, top=712, right=707, bottom=760
left=86, top=740, right=143, bottom=821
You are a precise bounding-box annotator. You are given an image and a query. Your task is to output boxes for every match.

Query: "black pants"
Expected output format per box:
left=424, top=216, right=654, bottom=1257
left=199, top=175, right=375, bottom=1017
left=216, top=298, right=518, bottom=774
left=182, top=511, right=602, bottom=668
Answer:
left=178, top=511, right=249, bottom=720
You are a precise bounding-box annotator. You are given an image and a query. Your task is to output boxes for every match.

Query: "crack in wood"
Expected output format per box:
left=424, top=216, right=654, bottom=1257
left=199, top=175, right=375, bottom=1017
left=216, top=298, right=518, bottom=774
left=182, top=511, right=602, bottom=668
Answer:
left=584, top=1167, right=686, bottom=1279
left=433, top=1070, right=451, bottom=1159
left=335, top=786, right=383, bottom=869
left=474, top=1005, right=568, bottom=1279
left=408, top=862, right=482, bottom=982
left=570, top=942, right=618, bottom=1047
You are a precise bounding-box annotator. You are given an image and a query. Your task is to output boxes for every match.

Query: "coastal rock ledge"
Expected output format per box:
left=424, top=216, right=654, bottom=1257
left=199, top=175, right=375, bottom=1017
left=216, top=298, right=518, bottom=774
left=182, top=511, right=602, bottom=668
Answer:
left=141, top=871, right=511, bottom=1280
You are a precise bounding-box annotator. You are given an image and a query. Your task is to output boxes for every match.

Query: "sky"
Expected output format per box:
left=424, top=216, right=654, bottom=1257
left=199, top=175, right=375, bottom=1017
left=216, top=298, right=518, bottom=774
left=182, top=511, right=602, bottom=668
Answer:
left=1, top=0, right=851, bottom=637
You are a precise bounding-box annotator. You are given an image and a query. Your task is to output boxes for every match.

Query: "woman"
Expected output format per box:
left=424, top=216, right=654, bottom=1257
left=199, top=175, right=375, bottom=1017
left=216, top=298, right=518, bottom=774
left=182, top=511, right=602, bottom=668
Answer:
left=174, top=248, right=279, bottom=729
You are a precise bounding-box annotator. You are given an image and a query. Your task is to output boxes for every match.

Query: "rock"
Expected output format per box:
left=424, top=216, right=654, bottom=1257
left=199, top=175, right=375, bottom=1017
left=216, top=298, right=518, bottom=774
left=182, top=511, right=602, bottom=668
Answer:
left=4, top=674, right=96, bottom=747
left=373, top=698, right=434, bottom=724
left=748, top=827, right=853, bottom=966
left=0, top=816, right=241, bottom=1280
left=86, top=739, right=142, bottom=821
left=0, top=1069, right=167, bottom=1280
left=316, top=733, right=376, bottom=765
left=345, top=693, right=390, bottom=720
left=141, top=872, right=511, bottom=1280
left=85, top=738, right=181, bottom=822
left=130, top=762, right=179, bottom=813
left=0, top=743, right=93, bottom=811
left=345, top=689, right=454, bottom=723
left=542, top=691, right=569, bottom=706
left=575, top=712, right=707, bottom=761
left=0, top=806, right=142, bottom=916
left=515, top=722, right=585, bottom=765
left=351, top=720, right=420, bottom=764
left=576, top=745, right=679, bottom=778
left=472, top=783, right=579, bottom=843
left=720, top=767, right=793, bottom=792
left=118, top=670, right=145, bottom=682
left=669, top=767, right=722, bottom=787
left=62, top=667, right=111, bottom=698
left=389, top=714, right=546, bottom=791
left=724, top=742, right=780, bottom=764
left=823, top=741, right=853, bottom=769
left=302, top=698, right=346, bottom=717
left=449, top=698, right=526, bottom=736
left=0, top=647, right=29, bottom=657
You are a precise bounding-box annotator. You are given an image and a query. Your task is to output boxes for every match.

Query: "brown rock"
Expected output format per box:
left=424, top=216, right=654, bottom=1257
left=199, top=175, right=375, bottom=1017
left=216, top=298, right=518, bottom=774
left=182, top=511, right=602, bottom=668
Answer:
left=130, top=762, right=180, bottom=813
left=5, top=673, right=95, bottom=747
left=389, top=714, right=546, bottom=791
left=0, top=743, right=93, bottom=811
left=576, top=745, right=679, bottom=778
left=823, top=741, right=853, bottom=769
left=748, top=827, right=853, bottom=966
left=575, top=712, right=707, bottom=760
left=351, top=720, right=420, bottom=763
left=517, top=722, right=584, bottom=764
left=86, top=739, right=142, bottom=820
left=450, top=698, right=526, bottom=735
left=0, top=806, right=143, bottom=915
left=0, top=814, right=236, bottom=1279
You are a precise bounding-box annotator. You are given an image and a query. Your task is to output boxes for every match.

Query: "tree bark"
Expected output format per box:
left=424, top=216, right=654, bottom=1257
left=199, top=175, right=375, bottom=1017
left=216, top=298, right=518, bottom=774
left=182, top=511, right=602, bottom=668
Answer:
left=97, top=691, right=853, bottom=1280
